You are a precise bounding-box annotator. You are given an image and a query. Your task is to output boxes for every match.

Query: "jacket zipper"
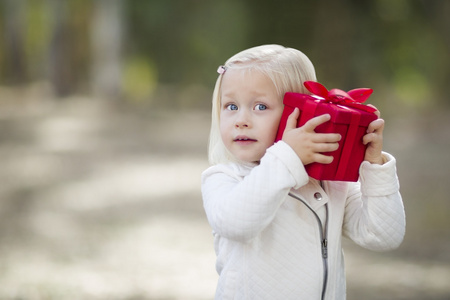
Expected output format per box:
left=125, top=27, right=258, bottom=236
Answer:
left=289, top=192, right=329, bottom=300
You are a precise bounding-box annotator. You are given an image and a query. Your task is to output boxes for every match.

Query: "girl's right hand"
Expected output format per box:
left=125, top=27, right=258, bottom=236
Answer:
left=282, top=108, right=341, bottom=165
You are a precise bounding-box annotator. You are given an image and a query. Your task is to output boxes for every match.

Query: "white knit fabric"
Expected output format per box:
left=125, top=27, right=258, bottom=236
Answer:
left=201, top=141, right=406, bottom=300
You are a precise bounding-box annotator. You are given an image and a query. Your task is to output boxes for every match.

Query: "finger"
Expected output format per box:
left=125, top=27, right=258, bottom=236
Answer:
left=313, top=142, right=340, bottom=153
left=312, top=153, right=334, bottom=165
left=363, top=132, right=382, bottom=145
left=312, top=132, right=342, bottom=143
left=303, top=114, right=331, bottom=131
left=366, top=118, right=384, bottom=134
left=362, top=133, right=376, bottom=145
left=285, top=108, right=300, bottom=130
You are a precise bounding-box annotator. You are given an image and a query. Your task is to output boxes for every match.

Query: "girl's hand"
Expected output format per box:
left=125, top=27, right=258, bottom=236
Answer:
left=362, top=105, right=385, bottom=165
left=282, top=108, right=341, bottom=165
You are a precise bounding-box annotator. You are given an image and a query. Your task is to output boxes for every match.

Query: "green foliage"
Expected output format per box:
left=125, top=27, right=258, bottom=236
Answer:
left=24, top=0, right=51, bottom=71
left=123, top=56, right=158, bottom=103
left=0, top=0, right=448, bottom=108
left=393, top=66, right=430, bottom=107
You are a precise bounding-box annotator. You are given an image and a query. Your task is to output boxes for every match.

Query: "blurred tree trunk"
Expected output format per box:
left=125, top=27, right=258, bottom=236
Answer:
left=90, top=0, right=123, bottom=101
left=310, top=0, right=355, bottom=87
left=3, top=0, right=27, bottom=85
left=48, top=0, right=73, bottom=97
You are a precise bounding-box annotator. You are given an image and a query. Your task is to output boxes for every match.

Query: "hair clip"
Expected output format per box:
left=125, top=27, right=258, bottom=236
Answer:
left=217, top=65, right=226, bottom=75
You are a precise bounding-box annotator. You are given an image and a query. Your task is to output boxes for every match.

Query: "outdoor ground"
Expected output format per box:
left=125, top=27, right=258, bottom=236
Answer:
left=0, top=92, right=449, bottom=299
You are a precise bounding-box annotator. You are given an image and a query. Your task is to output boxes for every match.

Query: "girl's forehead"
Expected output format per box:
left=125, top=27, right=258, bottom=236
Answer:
left=223, top=66, right=256, bottom=77
left=222, top=68, right=272, bottom=88
left=222, top=67, right=272, bottom=82
left=219, top=69, right=280, bottom=105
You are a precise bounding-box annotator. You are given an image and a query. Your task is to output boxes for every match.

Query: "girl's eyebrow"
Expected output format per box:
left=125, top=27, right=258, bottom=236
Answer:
left=221, top=93, right=233, bottom=99
left=221, top=91, right=238, bottom=98
left=223, top=90, right=270, bottom=99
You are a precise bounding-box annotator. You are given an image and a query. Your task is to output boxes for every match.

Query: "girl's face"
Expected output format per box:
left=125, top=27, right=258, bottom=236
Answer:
left=219, top=68, right=284, bottom=163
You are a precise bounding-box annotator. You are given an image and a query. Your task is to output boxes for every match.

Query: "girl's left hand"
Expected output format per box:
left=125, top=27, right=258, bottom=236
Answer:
left=362, top=105, right=385, bottom=165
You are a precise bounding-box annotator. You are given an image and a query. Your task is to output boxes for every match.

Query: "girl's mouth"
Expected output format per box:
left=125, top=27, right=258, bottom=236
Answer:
left=234, top=136, right=257, bottom=144
left=234, top=136, right=256, bottom=142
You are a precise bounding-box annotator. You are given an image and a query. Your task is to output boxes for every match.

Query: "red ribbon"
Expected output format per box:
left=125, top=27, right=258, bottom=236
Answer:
left=304, top=81, right=377, bottom=114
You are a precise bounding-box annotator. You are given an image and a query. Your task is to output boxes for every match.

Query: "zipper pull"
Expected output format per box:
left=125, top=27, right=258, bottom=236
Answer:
left=322, top=239, right=328, bottom=259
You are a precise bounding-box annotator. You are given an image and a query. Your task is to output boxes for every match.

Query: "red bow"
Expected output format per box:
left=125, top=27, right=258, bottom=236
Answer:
left=304, top=81, right=377, bottom=113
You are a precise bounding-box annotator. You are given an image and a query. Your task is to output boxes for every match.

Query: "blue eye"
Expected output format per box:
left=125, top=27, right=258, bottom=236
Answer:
left=255, top=104, right=267, bottom=111
left=226, top=104, right=238, bottom=111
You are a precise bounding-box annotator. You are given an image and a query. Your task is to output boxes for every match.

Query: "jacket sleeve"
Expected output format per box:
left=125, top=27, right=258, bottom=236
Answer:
left=342, top=152, right=406, bottom=251
left=201, top=141, right=309, bottom=242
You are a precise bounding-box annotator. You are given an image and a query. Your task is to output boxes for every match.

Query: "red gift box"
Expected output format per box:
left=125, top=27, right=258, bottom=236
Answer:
left=275, top=81, right=378, bottom=182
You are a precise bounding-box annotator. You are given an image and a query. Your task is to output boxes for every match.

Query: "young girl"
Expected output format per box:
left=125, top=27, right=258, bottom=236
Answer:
left=201, top=44, right=405, bottom=300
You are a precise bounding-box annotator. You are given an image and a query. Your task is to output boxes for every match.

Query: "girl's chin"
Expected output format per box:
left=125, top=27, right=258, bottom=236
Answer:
left=234, top=155, right=263, bottom=164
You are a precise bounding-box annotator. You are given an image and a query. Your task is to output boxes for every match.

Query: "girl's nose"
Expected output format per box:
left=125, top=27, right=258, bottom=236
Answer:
left=235, top=122, right=248, bottom=128
left=235, top=111, right=250, bottom=128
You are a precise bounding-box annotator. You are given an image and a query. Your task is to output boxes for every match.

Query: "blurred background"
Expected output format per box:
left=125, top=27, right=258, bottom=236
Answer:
left=0, top=0, right=449, bottom=299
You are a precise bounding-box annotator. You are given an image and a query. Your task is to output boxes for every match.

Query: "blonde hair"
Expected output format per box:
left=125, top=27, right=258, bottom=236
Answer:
left=208, top=44, right=317, bottom=165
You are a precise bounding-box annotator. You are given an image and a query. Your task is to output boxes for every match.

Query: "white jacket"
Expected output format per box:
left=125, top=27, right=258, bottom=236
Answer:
left=201, top=141, right=406, bottom=300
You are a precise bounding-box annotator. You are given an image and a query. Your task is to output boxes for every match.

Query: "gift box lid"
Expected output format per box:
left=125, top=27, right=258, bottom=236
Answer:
left=283, top=92, right=377, bottom=126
